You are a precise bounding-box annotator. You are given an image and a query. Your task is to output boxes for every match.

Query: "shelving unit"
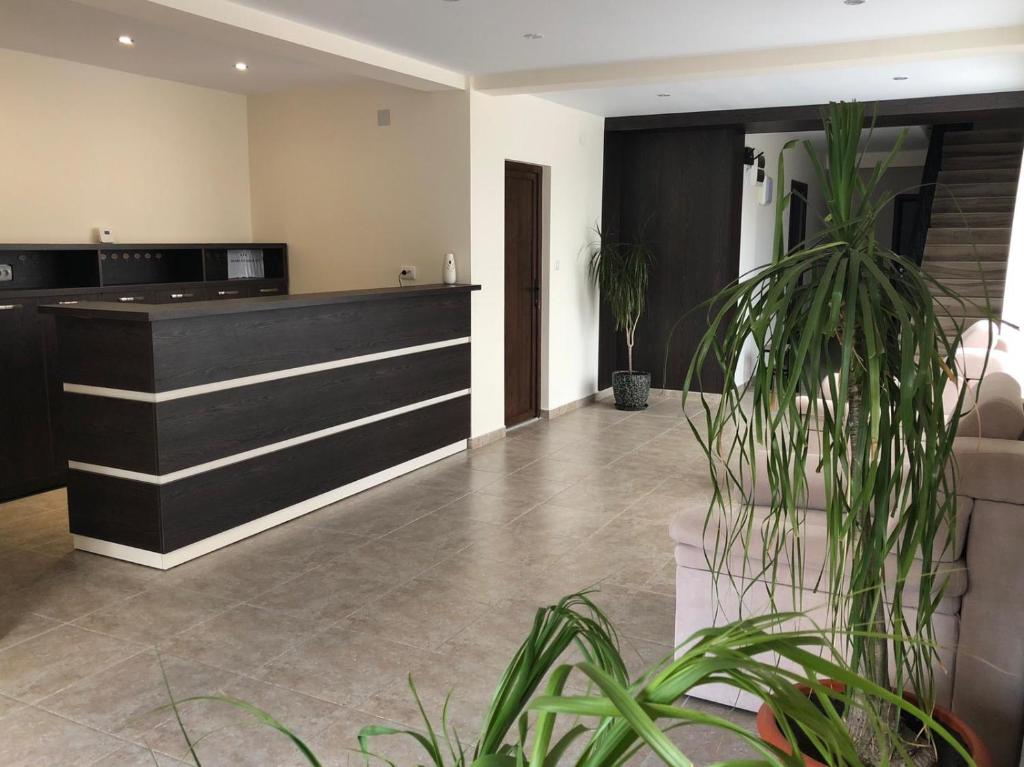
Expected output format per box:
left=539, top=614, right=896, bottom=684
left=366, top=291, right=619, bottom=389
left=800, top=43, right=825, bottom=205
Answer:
left=0, top=242, right=288, bottom=501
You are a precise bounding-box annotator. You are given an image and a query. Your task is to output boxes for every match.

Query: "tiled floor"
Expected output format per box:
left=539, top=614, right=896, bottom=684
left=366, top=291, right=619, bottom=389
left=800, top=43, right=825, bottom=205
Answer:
left=0, top=395, right=755, bottom=766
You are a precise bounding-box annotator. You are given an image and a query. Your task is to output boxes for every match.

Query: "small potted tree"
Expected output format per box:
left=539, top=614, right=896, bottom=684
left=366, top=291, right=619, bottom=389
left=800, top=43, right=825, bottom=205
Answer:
left=589, top=228, right=653, bottom=410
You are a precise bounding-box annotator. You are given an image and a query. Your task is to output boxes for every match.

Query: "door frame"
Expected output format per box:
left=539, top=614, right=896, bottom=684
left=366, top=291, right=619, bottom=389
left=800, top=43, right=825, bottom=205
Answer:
left=504, top=160, right=543, bottom=427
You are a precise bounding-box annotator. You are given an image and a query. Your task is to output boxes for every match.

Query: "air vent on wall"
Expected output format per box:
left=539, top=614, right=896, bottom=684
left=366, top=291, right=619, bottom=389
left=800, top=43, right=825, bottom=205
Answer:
left=377, top=109, right=391, bottom=127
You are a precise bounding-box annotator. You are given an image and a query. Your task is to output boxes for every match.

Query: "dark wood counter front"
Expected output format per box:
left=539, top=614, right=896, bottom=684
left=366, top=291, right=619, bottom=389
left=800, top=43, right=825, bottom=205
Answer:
left=42, top=284, right=480, bottom=569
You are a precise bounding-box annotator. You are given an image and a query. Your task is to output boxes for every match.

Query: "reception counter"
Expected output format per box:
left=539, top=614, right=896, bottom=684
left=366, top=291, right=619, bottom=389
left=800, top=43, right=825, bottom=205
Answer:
left=41, top=283, right=479, bottom=569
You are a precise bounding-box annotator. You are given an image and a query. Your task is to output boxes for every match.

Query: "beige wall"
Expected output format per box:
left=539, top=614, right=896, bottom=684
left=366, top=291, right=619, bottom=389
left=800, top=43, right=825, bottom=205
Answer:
left=0, top=48, right=252, bottom=243
left=247, top=81, right=471, bottom=294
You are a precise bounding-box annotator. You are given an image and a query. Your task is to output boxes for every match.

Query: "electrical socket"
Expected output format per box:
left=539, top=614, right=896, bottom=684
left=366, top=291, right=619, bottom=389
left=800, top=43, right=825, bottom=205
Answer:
left=0, top=264, right=12, bottom=282
left=399, top=265, right=417, bottom=281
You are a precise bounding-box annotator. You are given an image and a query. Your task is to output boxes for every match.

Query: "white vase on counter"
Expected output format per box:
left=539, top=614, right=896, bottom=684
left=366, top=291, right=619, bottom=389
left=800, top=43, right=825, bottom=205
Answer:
left=443, top=253, right=457, bottom=285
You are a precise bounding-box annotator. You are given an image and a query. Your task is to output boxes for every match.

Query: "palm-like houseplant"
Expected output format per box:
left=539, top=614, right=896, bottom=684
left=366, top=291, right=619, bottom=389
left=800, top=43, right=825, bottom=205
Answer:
left=685, top=102, right=988, bottom=766
left=590, top=228, right=654, bottom=410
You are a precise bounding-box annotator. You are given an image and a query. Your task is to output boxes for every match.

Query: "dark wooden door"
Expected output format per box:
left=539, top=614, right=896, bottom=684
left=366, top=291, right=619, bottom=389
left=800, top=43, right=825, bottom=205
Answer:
left=504, top=161, right=542, bottom=427
left=788, top=180, right=809, bottom=253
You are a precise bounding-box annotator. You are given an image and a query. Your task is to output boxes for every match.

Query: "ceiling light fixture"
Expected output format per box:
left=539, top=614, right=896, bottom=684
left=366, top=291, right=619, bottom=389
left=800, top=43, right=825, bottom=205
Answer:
left=235, top=61, right=248, bottom=71
left=523, top=32, right=544, bottom=40
left=117, top=35, right=134, bottom=46
left=892, top=75, right=909, bottom=81
left=657, top=93, right=671, bottom=98
left=843, top=0, right=866, bottom=5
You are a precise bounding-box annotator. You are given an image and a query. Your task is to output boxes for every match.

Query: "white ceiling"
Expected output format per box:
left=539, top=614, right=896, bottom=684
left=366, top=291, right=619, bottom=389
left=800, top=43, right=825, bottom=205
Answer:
left=0, top=0, right=1021, bottom=116
left=0, top=0, right=343, bottom=94
left=231, top=0, right=1024, bottom=75
left=542, top=53, right=1024, bottom=117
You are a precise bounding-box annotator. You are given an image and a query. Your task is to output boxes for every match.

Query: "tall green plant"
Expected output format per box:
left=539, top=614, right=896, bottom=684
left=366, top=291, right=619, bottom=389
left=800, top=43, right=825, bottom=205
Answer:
left=589, top=227, right=653, bottom=372
left=684, top=102, right=983, bottom=766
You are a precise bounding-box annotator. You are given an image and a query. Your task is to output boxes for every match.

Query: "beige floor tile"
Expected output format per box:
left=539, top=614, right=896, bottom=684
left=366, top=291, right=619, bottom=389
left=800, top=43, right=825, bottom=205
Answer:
left=0, top=608, right=62, bottom=651
left=38, top=649, right=234, bottom=742
left=0, top=692, right=25, bottom=719
left=159, top=603, right=322, bottom=674
left=340, top=580, right=488, bottom=652
left=281, top=711, right=436, bottom=767
left=74, top=585, right=236, bottom=645
left=87, top=745, right=188, bottom=766
left=259, top=629, right=438, bottom=707
left=0, top=707, right=125, bottom=767
left=477, top=474, right=576, bottom=506
left=156, top=546, right=316, bottom=602
left=429, top=491, right=537, bottom=527
left=249, top=566, right=390, bottom=626
left=0, top=624, right=141, bottom=702
left=143, top=674, right=344, bottom=766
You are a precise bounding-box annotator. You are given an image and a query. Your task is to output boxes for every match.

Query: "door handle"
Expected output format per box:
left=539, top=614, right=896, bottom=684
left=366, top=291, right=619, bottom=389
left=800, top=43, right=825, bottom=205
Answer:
left=0, top=304, right=22, bottom=311
left=57, top=300, right=79, bottom=305
left=217, top=290, right=239, bottom=297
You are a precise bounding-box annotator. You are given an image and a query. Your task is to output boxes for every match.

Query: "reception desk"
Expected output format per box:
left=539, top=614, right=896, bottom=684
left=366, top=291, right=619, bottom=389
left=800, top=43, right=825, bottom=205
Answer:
left=41, top=283, right=479, bottom=569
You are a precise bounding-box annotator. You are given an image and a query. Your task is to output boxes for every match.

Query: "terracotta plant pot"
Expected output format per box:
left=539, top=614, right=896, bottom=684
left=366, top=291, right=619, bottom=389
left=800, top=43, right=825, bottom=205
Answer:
left=755, top=681, right=992, bottom=767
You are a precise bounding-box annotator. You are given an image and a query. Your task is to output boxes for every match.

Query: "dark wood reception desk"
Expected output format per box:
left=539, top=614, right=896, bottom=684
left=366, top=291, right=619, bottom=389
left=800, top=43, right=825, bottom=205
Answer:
left=41, top=283, right=479, bottom=569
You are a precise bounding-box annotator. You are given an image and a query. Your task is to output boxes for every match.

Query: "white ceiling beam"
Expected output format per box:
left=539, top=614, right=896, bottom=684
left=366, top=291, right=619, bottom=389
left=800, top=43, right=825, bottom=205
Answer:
left=472, top=26, right=1024, bottom=95
left=70, top=0, right=467, bottom=91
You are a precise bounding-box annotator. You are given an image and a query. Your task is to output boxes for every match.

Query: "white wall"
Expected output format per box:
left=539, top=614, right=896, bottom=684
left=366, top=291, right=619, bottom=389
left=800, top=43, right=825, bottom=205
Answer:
left=247, top=81, right=471, bottom=293
left=469, top=91, right=605, bottom=438
left=0, top=48, right=252, bottom=243
left=1001, top=146, right=1024, bottom=328
left=738, top=133, right=824, bottom=280
left=736, top=133, right=824, bottom=382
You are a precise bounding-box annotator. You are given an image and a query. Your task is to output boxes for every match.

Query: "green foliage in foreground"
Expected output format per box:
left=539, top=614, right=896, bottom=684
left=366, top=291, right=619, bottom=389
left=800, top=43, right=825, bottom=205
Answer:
left=163, top=592, right=974, bottom=766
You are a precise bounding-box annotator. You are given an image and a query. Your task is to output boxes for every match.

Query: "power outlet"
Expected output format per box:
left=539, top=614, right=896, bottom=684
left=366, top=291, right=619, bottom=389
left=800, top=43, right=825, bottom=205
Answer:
left=399, top=265, right=417, bottom=281
left=0, top=264, right=12, bottom=282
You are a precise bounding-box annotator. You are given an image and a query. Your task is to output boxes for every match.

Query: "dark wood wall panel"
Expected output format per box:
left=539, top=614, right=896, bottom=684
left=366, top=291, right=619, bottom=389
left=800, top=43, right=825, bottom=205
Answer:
left=159, top=395, right=469, bottom=551
left=63, top=395, right=157, bottom=475
left=66, top=471, right=162, bottom=551
left=60, top=344, right=470, bottom=475
left=151, top=292, right=471, bottom=391
left=599, top=127, right=744, bottom=392
left=56, top=316, right=155, bottom=391
left=155, top=344, right=470, bottom=474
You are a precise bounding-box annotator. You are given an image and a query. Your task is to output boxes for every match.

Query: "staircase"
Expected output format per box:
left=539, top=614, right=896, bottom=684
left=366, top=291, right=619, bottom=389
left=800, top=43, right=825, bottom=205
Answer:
left=921, top=128, right=1023, bottom=338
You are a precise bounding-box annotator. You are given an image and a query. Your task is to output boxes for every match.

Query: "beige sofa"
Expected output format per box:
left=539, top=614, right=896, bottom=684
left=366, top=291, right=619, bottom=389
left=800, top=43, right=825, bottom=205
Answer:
left=670, top=325, right=1024, bottom=765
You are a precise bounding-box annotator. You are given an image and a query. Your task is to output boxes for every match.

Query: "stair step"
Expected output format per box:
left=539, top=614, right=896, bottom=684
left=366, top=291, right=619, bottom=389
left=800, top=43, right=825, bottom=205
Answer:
left=928, top=279, right=1004, bottom=299
left=933, top=295, right=1002, bottom=313
left=944, top=129, right=1024, bottom=145
left=936, top=181, right=1018, bottom=197
left=938, top=168, right=1021, bottom=184
left=931, top=196, right=1017, bottom=214
left=930, top=211, right=1014, bottom=227
left=926, top=227, right=1011, bottom=245
left=942, top=154, right=1022, bottom=171
left=922, top=244, right=1009, bottom=261
left=943, top=142, right=1024, bottom=157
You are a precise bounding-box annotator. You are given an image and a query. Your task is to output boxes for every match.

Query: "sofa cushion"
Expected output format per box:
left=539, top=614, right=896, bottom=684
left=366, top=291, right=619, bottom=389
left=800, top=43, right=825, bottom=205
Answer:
left=956, top=372, right=1024, bottom=440
left=952, top=436, right=1024, bottom=503
left=670, top=494, right=972, bottom=570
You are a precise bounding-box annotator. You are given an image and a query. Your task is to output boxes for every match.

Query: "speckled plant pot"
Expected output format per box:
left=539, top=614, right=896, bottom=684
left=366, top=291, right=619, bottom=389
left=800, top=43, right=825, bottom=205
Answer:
left=611, top=371, right=651, bottom=411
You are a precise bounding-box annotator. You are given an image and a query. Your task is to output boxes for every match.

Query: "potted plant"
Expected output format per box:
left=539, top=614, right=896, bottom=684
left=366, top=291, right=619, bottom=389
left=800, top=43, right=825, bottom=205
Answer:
left=589, top=227, right=653, bottom=410
left=685, top=101, right=990, bottom=766
left=163, top=592, right=976, bottom=766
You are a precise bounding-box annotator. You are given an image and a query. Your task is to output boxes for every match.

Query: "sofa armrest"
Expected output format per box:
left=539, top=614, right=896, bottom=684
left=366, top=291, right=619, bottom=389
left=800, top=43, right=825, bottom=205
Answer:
left=952, top=437, right=1024, bottom=504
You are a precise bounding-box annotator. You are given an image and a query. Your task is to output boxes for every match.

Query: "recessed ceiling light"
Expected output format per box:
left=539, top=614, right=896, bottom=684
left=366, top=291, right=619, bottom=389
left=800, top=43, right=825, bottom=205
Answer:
left=235, top=62, right=248, bottom=71
left=117, top=35, right=134, bottom=46
left=843, top=0, right=866, bottom=5
left=892, top=75, right=909, bottom=81
left=657, top=93, right=671, bottom=98
left=523, top=32, right=544, bottom=40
